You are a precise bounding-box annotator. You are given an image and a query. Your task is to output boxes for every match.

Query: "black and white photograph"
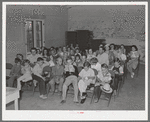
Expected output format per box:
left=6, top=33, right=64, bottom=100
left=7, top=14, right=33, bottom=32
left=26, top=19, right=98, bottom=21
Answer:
left=2, top=1, right=148, bottom=121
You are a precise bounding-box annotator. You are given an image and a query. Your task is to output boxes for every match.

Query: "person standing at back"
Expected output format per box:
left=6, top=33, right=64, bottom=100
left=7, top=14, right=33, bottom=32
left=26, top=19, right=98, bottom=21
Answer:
left=97, top=45, right=109, bottom=66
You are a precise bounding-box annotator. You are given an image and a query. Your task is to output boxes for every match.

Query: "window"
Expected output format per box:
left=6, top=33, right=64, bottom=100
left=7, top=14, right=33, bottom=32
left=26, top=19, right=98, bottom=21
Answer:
left=25, top=19, right=45, bottom=53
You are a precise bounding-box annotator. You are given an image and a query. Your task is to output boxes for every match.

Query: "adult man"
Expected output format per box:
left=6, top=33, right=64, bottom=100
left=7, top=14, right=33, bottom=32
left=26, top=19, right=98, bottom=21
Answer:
left=61, top=58, right=79, bottom=104
left=27, top=48, right=39, bottom=67
left=97, top=45, right=109, bottom=65
left=32, top=57, right=47, bottom=99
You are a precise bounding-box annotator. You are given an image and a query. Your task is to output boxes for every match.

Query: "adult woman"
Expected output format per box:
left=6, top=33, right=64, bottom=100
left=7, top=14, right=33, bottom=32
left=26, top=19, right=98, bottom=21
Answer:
left=42, top=48, right=49, bottom=60
left=87, top=48, right=95, bottom=61
left=37, top=48, right=42, bottom=58
left=127, top=45, right=139, bottom=78
left=117, top=47, right=127, bottom=66
left=57, top=47, right=63, bottom=58
left=105, top=44, right=115, bottom=66
left=120, top=44, right=126, bottom=55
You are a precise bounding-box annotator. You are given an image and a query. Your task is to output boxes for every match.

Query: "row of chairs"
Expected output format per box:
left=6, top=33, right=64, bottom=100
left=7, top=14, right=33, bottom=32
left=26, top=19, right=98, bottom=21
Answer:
left=6, top=60, right=140, bottom=107
left=6, top=63, right=126, bottom=107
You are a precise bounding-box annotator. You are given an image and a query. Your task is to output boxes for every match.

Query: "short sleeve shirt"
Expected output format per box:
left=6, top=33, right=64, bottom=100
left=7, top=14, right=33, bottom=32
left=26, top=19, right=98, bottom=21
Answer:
left=27, top=54, right=39, bottom=64
left=79, top=68, right=95, bottom=78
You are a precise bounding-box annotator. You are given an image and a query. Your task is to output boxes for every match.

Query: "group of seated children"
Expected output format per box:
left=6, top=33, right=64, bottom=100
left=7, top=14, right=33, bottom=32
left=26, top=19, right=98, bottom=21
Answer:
left=6, top=43, right=139, bottom=104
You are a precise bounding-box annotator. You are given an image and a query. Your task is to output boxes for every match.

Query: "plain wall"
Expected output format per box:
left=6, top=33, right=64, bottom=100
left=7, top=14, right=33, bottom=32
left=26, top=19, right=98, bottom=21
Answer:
left=6, top=5, right=68, bottom=64
left=68, top=5, right=145, bottom=62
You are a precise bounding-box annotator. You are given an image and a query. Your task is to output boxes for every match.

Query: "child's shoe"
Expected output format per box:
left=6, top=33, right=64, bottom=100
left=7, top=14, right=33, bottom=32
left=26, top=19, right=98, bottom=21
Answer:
left=41, top=95, right=47, bottom=99
left=39, top=95, right=43, bottom=98
left=80, top=98, right=86, bottom=104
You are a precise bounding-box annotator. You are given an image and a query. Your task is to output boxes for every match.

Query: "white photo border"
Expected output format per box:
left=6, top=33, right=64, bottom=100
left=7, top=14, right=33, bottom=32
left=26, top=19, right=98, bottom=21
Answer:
left=2, top=1, right=148, bottom=121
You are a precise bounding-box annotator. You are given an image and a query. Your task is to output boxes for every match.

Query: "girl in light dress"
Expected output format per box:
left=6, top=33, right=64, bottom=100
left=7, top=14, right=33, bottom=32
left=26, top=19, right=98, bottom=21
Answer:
left=49, top=55, right=55, bottom=67
left=127, top=45, right=139, bottom=78
left=17, top=59, right=32, bottom=90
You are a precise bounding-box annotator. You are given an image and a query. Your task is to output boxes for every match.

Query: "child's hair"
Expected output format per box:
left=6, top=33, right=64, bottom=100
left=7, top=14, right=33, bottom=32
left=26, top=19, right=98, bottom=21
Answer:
left=120, top=44, right=125, bottom=48
left=89, top=48, right=92, bottom=51
left=82, top=54, right=87, bottom=58
left=110, top=43, right=115, bottom=47
left=42, top=48, right=48, bottom=56
left=37, top=49, right=41, bottom=53
left=23, top=59, right=30, bottom=65
left=37, top=57, right=44, bottom=62
left=99, top=46, right=104, bottom=50
left=66, top=57, right=72, bottom=62
left=83, top=61, right=91, bottom=68
left=75, top=48, right=79, bottom=51
left=30, top=48, right=37, bottom=53
left=56, top=57, right=62, bottom=63
left=101, top=63, right=108, bottom=69
left=15, top=58, right=21, bottom=64
left=16, top=53, right=23, bottom=59
left=90, top=57, right=98, bottom=64
left=75, top=54, right=80, bottom=60
left=131, top=45, right=138, bottom=51
left=115, top=58, right=120, bottom=64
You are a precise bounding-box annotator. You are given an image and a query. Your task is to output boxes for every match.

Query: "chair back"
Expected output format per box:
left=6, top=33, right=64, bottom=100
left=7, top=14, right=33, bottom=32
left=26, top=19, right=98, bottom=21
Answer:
left=6, top=63, right=13, bottom=80
left=6, top=63, right=13, bottom=69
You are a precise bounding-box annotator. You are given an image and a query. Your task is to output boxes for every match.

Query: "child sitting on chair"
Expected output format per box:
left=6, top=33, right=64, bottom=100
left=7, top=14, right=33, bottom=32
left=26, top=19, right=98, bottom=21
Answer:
left=110, top=58, right=124, bottom=95
left=96, top=63, right=112, bottom=85
left=17, top=59, right=32, bottom=90
left=49, top=57, right=64, bottom=95
left=94, top=63, right=112, bottom=103
left=7, top=58, right=22, bottom=87
left=49, top=55, right=55, bottom=67
left=75, top=54, right=82, bottom=67
left=78, top=61, right=96, bottom=104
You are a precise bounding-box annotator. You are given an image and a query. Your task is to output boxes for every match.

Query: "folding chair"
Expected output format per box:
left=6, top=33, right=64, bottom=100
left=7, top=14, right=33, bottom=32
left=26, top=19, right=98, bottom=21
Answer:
left=32, top=79, right=49, bottom=97
left=99, top=87, right=113, bottom=107
left=85, top=68, right=98, bottom=104
left=97, top=69, right=115, bottom=107
left=6, top=63, right=13, bottom=80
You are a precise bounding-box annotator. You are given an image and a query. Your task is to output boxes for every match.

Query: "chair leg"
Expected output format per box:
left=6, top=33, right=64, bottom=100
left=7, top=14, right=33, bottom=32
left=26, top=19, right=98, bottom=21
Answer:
left=117, top=82, right=121, bottom=97
left=32, top=82, right=35, bottom=96
left=46, top=83, right=50, bottom=97
left=107, top=93, right=112, bottom=107
left=113, top=90, right=116, bottom=102
left=90, top=87, right=95, bottom=104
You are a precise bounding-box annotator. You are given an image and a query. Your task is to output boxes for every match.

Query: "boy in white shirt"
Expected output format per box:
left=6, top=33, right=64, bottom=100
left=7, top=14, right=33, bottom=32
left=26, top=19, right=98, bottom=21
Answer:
left=78, top=61, right=96, bottom=104
left=90, top=57, right=102, bottom=74
left=27, top=48, right=39, bottom=67
left=32, top=57, right=47, bottom=99
left=94, top=63, right=112, bottom=103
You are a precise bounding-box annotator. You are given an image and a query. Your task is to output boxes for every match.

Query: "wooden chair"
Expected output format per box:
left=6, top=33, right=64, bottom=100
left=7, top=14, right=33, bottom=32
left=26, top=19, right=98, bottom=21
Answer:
left=6, top=63, right=13, bottom=80
left=98, top=76, right=114, bottom=107
left=32, top=79, right=49, bottom=97
left=116, top=74, right=124, bottom=97
left=79, top=68, right=98, bottom=104
left=90, top=69, right=115, bottom=105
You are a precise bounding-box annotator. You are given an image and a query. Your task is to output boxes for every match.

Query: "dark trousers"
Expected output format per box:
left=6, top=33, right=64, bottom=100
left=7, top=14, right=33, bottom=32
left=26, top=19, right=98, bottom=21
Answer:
left=94, top=86, right=101, bottom=99
left=113, top=75, right=122, bottom=90
left=32, top=74, right=46, bottom=95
